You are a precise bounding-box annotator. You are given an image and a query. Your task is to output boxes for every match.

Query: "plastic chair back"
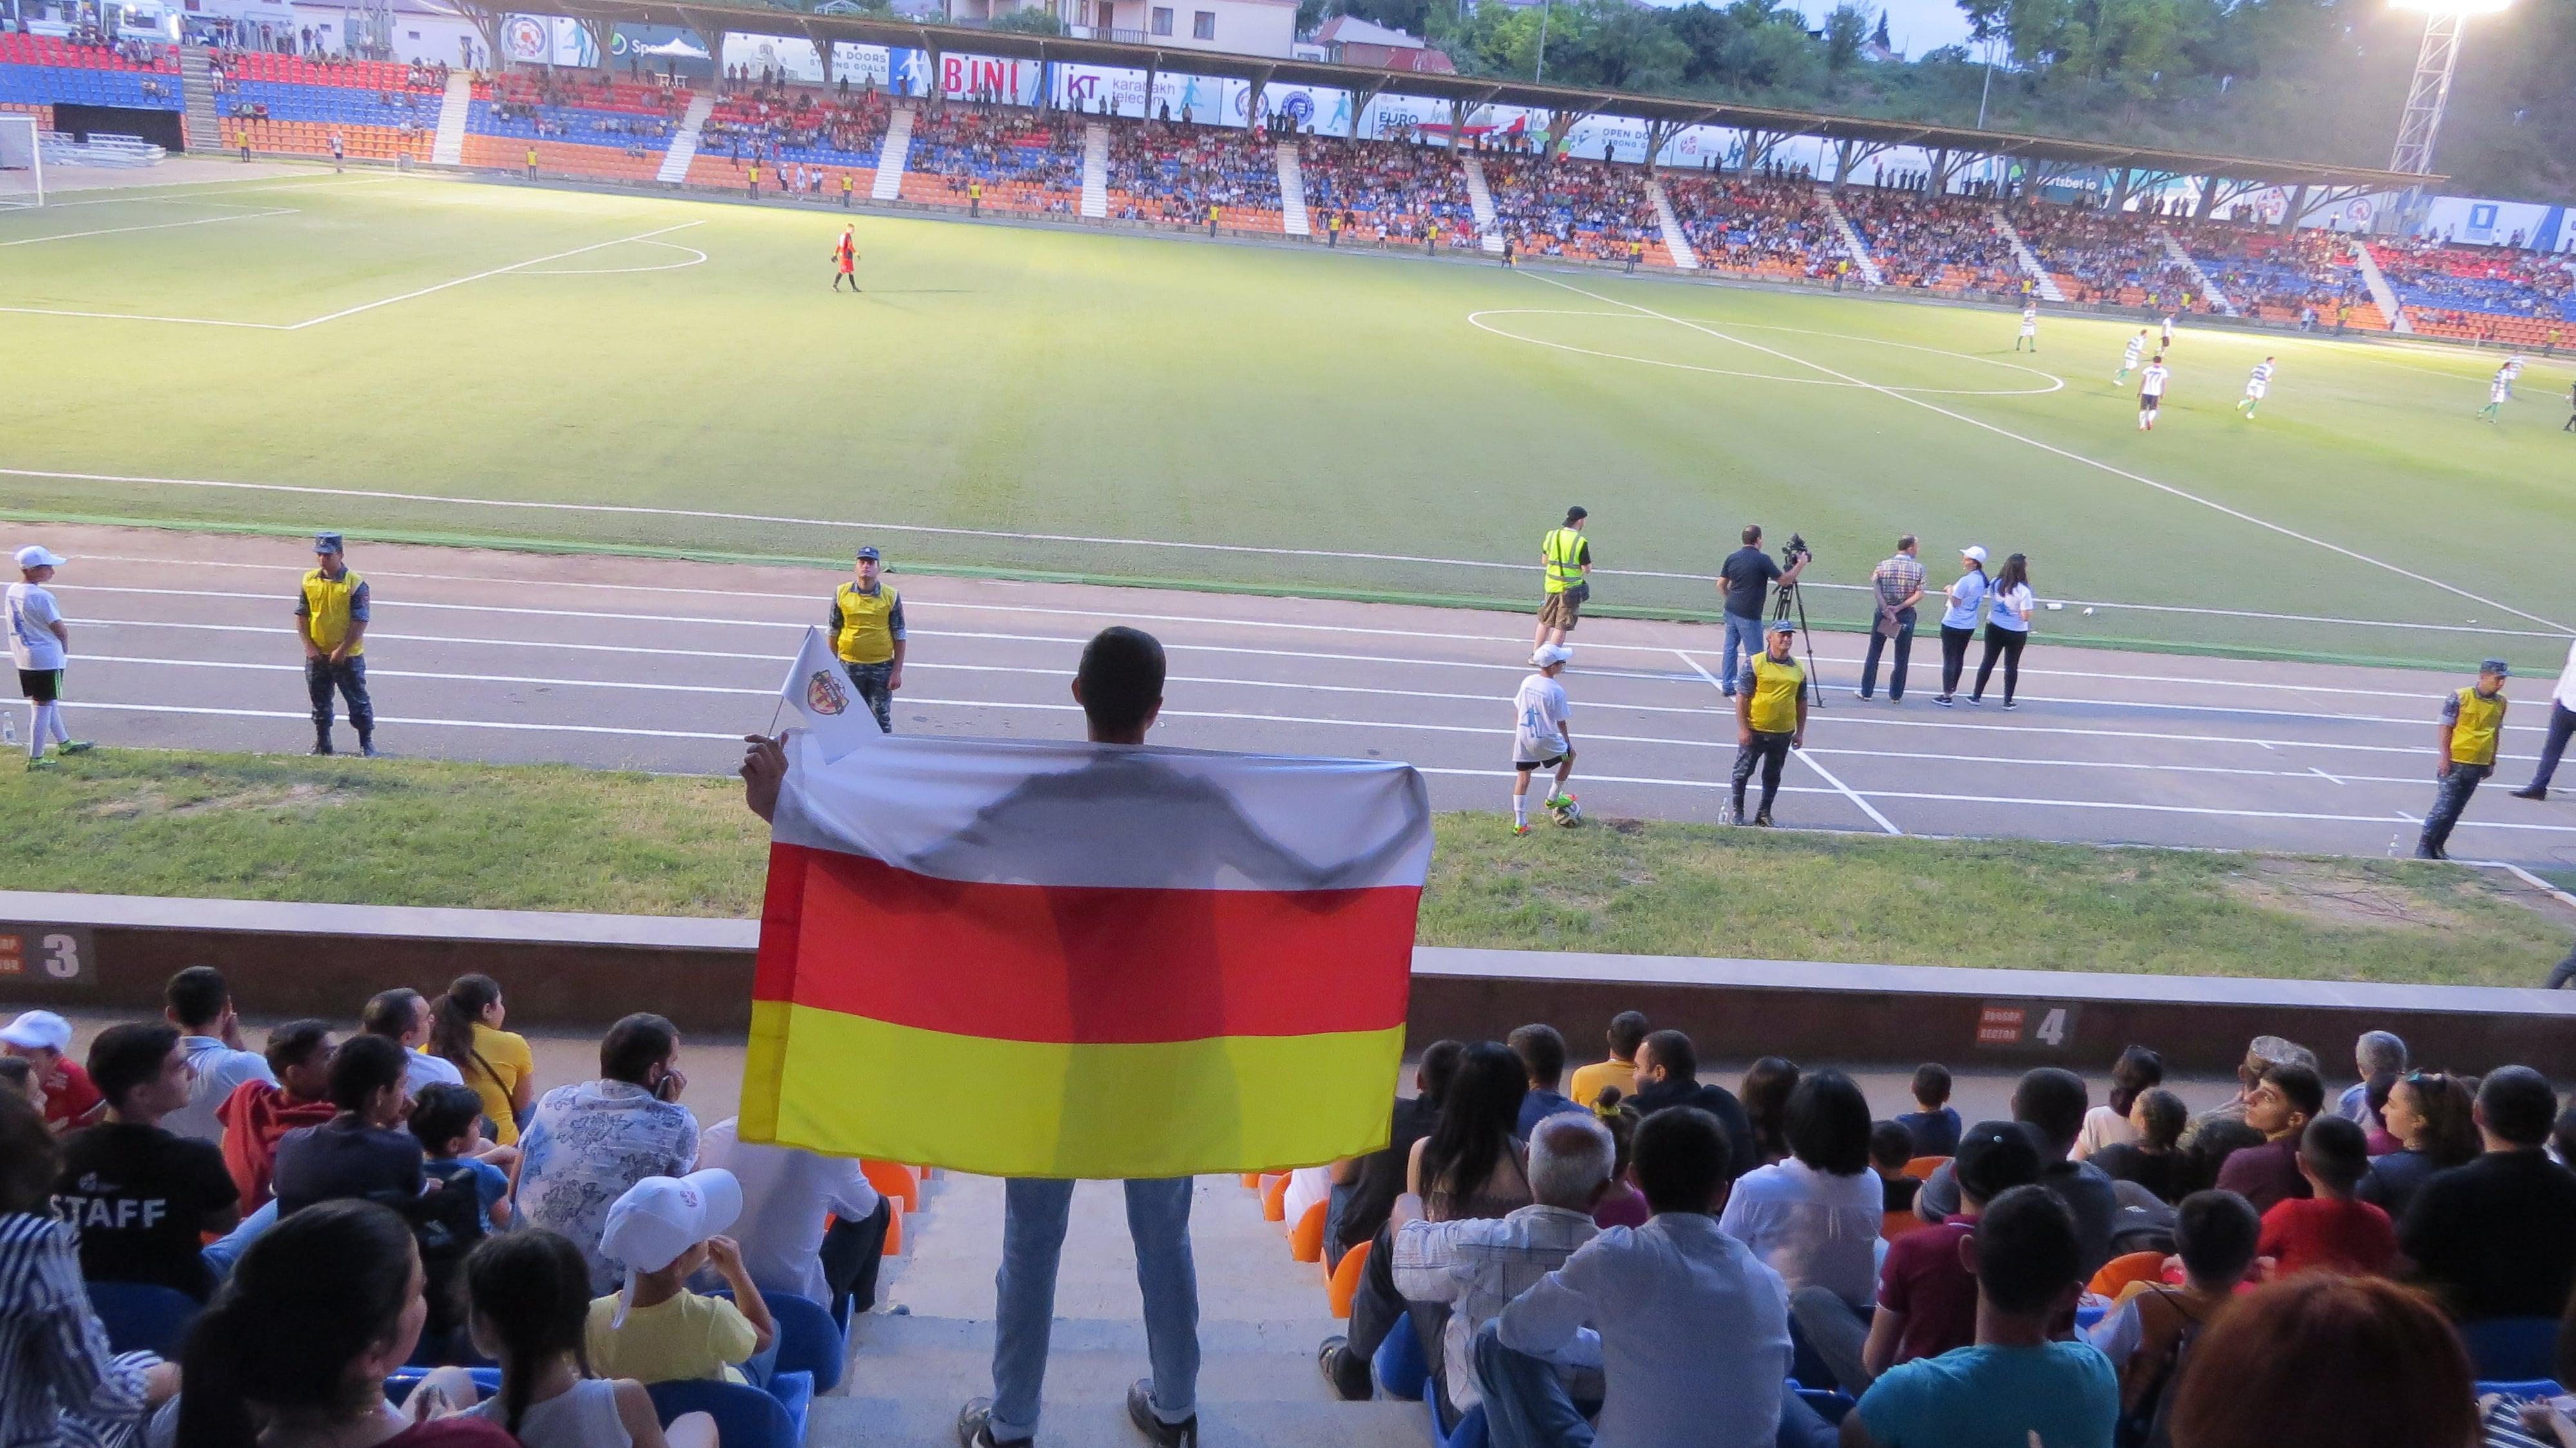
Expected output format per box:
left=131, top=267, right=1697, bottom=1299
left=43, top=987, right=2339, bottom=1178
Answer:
left=2461, top=1317, right=2562, bottom=1383
left=1882, top=1209, right=1927, bottom=1241
left=1372, top=1310, right=1430, bottom=1402
left=1428, top=1392, right=1490, bottom=1448
left=1902, top=1156, right=1950, bottom=1181
left=718, top=1289, right=845, bottom=1395
left=1793, top=1386, right=1855, bottom=1426
left=1261, top=1174, right=1290, bottom=1223
left=2476, top=1379, right=2564, bottom=1401
left=1327, top=1240, right=1372, bottom=1320
left=858, top=1160, right=919, bottom=1213
left=648, top=1375, right=806, bottom=1448
left=86, top=1281, right=201, bottom=1358
left=2085, top=1250, right=2170, bottom=1299
left=1290, top=1200, right=1327, bottom=1263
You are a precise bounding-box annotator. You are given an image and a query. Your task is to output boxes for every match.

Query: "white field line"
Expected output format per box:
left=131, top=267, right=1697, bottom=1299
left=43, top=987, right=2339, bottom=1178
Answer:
left=1466, top=307, right=2066, bottom=397
left=1, top=207, right=299, bottom=248
left=1672, top=647, right=1902, bottom=834
left=11, top=483, right=2571, bottom=641
left=0, top=305, right=286, bottom=329
left=61, top=687, right=2576, bottom=839
left=26, top=176, right=410, bottom=208
left=281, top=222, right=705, bottom=329
left=1522, top=271, right=2572, bottom=637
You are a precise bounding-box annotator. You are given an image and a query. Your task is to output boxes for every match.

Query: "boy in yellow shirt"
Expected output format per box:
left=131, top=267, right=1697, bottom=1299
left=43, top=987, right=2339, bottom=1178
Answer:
left=588, top=1169, right=776, bottom=1384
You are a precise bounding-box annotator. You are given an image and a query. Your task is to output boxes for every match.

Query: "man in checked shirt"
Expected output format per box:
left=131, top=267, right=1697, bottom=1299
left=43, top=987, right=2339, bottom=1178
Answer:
left=1857, top=534, right=1926, bottom=704
left=1388, top=1113, right=1614, bottom=1427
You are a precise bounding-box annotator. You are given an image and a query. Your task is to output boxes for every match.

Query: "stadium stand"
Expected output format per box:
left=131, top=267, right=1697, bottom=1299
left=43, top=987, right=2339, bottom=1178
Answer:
left=2371, top=239, right=2576, bottom=345
left=1296, top=134, right=1477, bottom=243
left=1106, top=117, right=1282, bottom=231
left=900, top=102, right=1082, bottom=216
left=1478, top=152, right=1660, bottom=265
left=0, top=32, right=182, bottom=114
left=1660, top=173, right=1846, bottom=281
left=1835, top=187, right=2022, bottom=296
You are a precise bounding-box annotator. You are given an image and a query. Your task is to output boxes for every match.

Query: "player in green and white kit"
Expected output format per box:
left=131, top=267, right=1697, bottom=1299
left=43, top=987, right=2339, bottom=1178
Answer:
left=2237, top=357, right=2275, bottom=419
left=2479, top=366, right=2510, bottom=423
left=2114, top=329, right=2147, bottom=383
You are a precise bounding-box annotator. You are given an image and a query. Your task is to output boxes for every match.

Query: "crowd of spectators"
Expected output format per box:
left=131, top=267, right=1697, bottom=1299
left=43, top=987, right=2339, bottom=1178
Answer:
left=1298, top=135, right=1477, bottom=245
left=1106, top=118, right=1280, bottom=227
left=702, top=84, right=889, bottom=169
left=1479, top=154, right=1658, bottom=265
left=1835, top=190, right=2020, bottom=294
left=1662, top=174, right=1848, bottom=280
left=906, top=103, right=1083, bottom=214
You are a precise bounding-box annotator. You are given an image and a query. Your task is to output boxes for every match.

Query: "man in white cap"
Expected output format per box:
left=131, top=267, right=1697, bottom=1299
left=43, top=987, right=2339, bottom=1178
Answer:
left=589, top=1168, right=777, bottom=1386
left=1, top=1008, right=104, bottom=1132
left=8, top=544, right=92, bottom=768
left=1511, top=644, right=1577, bottom=837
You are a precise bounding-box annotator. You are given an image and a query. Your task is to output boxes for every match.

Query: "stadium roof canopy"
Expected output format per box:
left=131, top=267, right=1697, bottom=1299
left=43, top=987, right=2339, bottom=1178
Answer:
left=547, top=0, right=2434, bottom=191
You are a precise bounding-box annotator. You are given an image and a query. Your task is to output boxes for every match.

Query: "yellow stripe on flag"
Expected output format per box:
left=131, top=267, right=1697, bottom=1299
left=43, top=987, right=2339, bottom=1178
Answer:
left=739, top=1000, right=1403, bottom=1178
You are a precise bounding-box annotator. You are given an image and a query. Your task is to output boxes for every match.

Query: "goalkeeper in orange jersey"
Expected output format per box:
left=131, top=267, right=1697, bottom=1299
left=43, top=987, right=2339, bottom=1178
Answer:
left=831, top=226, right=861, bottom=293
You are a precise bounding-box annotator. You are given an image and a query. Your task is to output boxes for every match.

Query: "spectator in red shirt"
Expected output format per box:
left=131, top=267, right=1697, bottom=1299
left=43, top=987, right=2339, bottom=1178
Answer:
left=215, top=1018, right=339, bottom=1210
left=1, top=1009, right=104, bottom=1134
left=2258, top=1117, right=2395, bottom=1279
left=2216, top=1063, right=2324, bottom=1213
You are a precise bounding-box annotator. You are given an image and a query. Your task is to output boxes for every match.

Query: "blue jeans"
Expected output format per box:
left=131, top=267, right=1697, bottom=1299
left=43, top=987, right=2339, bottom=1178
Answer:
left=202, top=1199, right=279, bottom=1280
left=1720, top=612, right=1765, bottom=695
left=991, top=1177, right=1198, bottom=1441
left=1470, top=1320, right=1835, bottom=1448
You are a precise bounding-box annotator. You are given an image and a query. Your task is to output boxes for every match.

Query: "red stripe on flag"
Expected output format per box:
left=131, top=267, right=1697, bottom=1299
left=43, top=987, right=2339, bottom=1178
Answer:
left=757, top=841, right=1418, bottom=1044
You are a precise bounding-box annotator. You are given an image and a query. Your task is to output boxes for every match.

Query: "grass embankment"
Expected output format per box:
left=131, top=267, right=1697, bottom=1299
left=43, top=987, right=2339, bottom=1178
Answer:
left=8, top=752, right=2569, bottom=988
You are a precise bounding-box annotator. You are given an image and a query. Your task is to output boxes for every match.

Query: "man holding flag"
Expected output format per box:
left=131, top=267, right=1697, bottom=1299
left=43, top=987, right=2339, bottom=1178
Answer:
left=739, top=624, right=1433, bottom=1448
left=825, top=546, right=904, bottom=733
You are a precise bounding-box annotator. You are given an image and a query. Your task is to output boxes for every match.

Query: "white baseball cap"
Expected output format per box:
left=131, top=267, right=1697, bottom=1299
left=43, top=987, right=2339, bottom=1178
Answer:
left=0, top=1009, right=71, bottom=1053
left=601, top=1168, right=742, bottom=1323
left=1960, top=546, right=1988, bottom=564
left=1530, top=645, right=1573, bottom=668
left=14, top=546, right=66, bottom=569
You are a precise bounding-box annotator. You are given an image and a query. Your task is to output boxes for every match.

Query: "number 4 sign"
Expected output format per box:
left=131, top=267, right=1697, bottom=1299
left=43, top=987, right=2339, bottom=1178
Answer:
left=0, top=925, right=93, bottom=986
left=1975, top=1000, right=2079, bottom=1053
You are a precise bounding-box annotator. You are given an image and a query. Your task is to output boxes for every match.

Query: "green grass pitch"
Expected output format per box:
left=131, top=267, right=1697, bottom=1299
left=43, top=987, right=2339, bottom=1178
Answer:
left=3, top=169, right=2570, bottom=669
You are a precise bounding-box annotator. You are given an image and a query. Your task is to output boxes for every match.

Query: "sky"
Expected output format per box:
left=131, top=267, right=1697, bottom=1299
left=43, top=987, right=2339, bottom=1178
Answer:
left=1782, top=0, right=1976, bottom=55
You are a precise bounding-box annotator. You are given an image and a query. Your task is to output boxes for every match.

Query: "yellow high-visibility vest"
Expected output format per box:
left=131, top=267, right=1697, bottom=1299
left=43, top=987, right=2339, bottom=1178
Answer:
left=833, top=582, right=900, bottom=665
left=1541, top=528, right=1586, bottom=595
left=2450, top=686, right=2506, bottom=766
left=301, top=569, right=365, bottom=656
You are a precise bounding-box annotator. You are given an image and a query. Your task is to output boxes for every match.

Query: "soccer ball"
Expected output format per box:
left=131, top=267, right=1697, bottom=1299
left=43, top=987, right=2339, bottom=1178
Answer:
left=1550, top=798, right=1583, bottom=828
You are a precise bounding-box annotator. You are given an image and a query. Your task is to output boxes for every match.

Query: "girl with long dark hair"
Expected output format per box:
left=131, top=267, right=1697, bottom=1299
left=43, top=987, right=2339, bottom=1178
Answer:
left=1739, top=1056, right=1802, bottom=1168
left=450, top=1230, right=708, bottom=1448
left=2358, top=1071, right=2482, bottom=1221
left=1969, top=552, right=2034, bottom=709
left=1406, top=1041, right=1531, bottom=1221
left=428, top=974, right=535, bottom=1146
left=2074, top=1045, right=2164, bottom=1159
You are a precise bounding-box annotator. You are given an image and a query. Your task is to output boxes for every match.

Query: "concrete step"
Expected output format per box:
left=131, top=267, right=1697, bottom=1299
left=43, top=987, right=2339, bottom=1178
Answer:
left=817, top=1174, right=1421, bottom=1447
left=1275, top=141, right=1309, bottom=237
left=2154, top=226, right=2237, bottom=317
left=1081, top=123, right=1110, bottom=220
left=872, top=108, right=915, bottom=202
left=1458, top=155, right=1502, bottom=254
left=177, top=46, right=221, bottom=153
left=431, top=71, right=472, bottom=169
left=651, top=91, right=714, bottom=185
left=1645, top=176, right=1698, bottom=269
left=1817, top=195, right=1884, bottom=287
left=1989, top=209, right=2066, bottom=303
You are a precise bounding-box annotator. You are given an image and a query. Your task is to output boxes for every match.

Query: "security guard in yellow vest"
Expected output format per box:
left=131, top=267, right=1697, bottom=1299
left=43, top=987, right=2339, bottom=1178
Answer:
left=2419, top=657, right=2510, bottom=860
left=826, top=546, right=905, bottom=733
left=294, top=531, right=374, bottom=756
left=1535, top=506, right=1591, bottom=651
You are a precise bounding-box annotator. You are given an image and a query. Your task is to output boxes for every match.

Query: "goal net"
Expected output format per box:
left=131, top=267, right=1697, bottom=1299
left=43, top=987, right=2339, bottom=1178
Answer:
left=0, top=115, right=41, bottom=209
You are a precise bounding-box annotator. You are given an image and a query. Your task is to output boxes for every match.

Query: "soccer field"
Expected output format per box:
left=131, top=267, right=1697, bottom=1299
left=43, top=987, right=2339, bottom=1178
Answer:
left=4, top=167, right=2570, bottom=669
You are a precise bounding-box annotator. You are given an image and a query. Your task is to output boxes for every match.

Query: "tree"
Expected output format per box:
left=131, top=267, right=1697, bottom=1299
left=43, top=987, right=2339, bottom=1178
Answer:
left=1824, top=2, right=1868, bottom=70
left=991, top=4, right=1064, bottom=31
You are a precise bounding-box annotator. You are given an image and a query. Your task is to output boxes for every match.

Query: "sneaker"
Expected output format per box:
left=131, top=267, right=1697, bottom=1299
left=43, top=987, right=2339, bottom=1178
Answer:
left=955, top=1399, right=1029, bottom=1448
left=25, top=756, right=55, bottom=772
left=359, top=741, right=379, bottom=758
left=1317, top=1337, right=1370, bottom=1402
left=1752, top=810, right=1774, bottom=827
left=2512, top=786, right=2548, bottom=801
left=1126, top=1380, right=1198, bottom=1447
left=1966, top=696, right=1983, bottom=706
left=311, top=743, right=334, bottom=756
left=56, top=740, right=93, bottom=755
left=1935, top=695, right=1954, bottom=707
left=2002, top=701, right=2018, bottom=712
left=1511, top=823, right=1531, bottom=837
left=1855, top=689, right=1872, bottom=700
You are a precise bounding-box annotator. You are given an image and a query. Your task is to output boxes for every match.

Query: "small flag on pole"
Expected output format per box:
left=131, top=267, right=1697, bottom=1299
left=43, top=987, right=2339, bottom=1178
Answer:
left=777, top=626, right=878, bottom=759
left=741, top=731, right=1434, bottom=1178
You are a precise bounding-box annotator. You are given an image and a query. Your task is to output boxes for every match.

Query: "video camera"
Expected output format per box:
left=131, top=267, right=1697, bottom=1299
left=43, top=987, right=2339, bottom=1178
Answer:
left=1781, top=533, right=1814, bottom=567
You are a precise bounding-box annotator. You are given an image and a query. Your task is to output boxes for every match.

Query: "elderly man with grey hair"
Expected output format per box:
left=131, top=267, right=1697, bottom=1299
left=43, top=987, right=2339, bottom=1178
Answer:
left=1389, top=1112, right=1616, bottom=1422
left=2180, top=1034, right=2317, bottom=1150
left=2336, top=1031, right=2408, bottom=1125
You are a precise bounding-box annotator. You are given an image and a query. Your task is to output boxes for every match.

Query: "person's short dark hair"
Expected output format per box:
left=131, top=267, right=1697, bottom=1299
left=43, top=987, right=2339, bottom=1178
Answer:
left=2300, top=1116, right=2370, bottom=1194
left=1634, top=1105, right=1730, bottom=1215
left=1955, top=1119, right=2042, bottom=1205
left=1606, top=1011, right=1649, bottom=1059
left=1417, top=1040, right=1465, bottom=1110
left=600, top=1013, right=678, bottom=1087
left=2134, top=1088, right=2188, bottom=1151
left=1783, top=1069, right=1871, bottom=1176
left=409, top=1082, right=485, bottom=1155
left=2174, top=1188, right=2262, bottom=1285
left=1869, top=1121, right=1915, bottom=1172
left=2107, top=1045, right=2164, bottom=1117
left=327, top=1033, right=407, bottom=1114
left=1642, top=1029, right=1696, bottom=1083
left=1075, top=626, right=1165, bottom=738
left=90, top=1022, right=181, bottom=1111
left=0, top=1089, right=59, bottom=1215
left=0, top=1056, right=31, bottom=1096
left=1508, top=1024, right=1567, bottom=1089
left=165, top=965, right=231, bottom=1031
left=2363, top=1071, right=2398, bottom=1131
left=1897, top=533, right=1917, bottom=552
left=2011, top=1067, right=2088, bottom=1154
left=361, top=988, right=424, bottom=1042
left=2184, top=1118, right=2269, bottom=1195
left=1975, top=1184, right=2081, bottom=1317
left=2263, top=1063, right=2326, bottom=1121
left=2477, top=1065, right=2557, bottom=1147
left=1741, top=524, right=1762, bottom=545
left=1911, top=1063, right=1951, bottom=1107
left=262, top=1019, right=333, bottom=1078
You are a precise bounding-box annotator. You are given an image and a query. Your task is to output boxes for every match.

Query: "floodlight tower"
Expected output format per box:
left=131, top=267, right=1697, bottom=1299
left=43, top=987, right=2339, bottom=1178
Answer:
left=2387, top=0, right=2510, bottom=178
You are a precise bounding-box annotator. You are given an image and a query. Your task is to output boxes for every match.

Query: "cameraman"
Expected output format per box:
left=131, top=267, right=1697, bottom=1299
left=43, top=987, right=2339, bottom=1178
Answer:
left=1716, top=524, right=1807, bottom=696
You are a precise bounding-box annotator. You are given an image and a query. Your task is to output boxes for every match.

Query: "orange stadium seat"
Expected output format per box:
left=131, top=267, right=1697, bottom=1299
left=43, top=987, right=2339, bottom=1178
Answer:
left=1326, top=1240, right=1371, bottom=1319
left=1289, top=1200, right=1326, bottom=1263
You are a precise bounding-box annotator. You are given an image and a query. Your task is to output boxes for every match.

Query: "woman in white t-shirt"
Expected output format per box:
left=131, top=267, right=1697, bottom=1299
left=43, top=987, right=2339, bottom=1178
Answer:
left=2072, top=1045, right=2165, bottom=1160
left=1718, top=1069, right=1884, bottom=1310
left=1969, top=552, right=2036, bottom=709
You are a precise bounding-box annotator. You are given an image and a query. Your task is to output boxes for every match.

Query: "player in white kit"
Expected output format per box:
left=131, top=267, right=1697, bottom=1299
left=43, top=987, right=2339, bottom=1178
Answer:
left=2237, top=357, right=2275, bottom=419
left=1510, top=644, right=1577, bottom=836
left=2137, top=356, right=2170, bottom=430
left=2016, top=303, right=2039, bottom=352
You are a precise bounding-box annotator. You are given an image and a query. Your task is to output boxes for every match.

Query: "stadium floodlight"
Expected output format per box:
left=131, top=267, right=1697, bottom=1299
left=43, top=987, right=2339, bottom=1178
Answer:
left=2387, top=0, right=2512, bottom=180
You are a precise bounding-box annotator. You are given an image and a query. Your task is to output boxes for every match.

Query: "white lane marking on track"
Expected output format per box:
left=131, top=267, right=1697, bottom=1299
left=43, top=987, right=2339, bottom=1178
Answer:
left=2312, top=766, right=2344, bottom=786
left=66, top=692, right=2576, bottom=838
left=283, top=222, right=706, bottom=329
left=1522, top=271, right=2572, bottom=636
left=1672, top=647, right=1902, bottom=834
left=1468, top=309, right=2066, bottom=397
left=0, top=207, right=301, bottom=247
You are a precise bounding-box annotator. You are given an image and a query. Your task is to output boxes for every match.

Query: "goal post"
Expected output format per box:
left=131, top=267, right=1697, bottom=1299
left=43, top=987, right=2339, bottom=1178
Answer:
left=0, top=114, right=42, bottom=209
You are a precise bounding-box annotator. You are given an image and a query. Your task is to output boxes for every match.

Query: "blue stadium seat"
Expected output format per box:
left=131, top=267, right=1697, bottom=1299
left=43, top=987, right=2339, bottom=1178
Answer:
left=2461, top=1317, right=2561, bottom=1383
left=87, top=1281, right=200, bottom=1357
left=1427, top=1391, right=1488, bottom=1448
left=2477, top=1379, right=2565, bottom=1401
left=1374, top=1311, right=1430, bottom=1402
left=383, top=1366, right=502, bottom=1403
left=649, top=1373, right=810, bottom=1448
left=1792, top=1384, right=1856, bottom=1426
left=712, top=1288, right=845, bottom=1395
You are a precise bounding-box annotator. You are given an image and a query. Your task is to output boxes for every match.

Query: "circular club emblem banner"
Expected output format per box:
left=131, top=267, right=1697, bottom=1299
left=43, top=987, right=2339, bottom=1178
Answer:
left=504, top=17, right=549, bottom=63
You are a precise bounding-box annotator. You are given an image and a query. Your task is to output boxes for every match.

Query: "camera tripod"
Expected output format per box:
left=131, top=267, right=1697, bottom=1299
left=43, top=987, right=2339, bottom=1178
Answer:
left=1768, top=572, right=1824, bottom=709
